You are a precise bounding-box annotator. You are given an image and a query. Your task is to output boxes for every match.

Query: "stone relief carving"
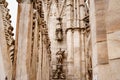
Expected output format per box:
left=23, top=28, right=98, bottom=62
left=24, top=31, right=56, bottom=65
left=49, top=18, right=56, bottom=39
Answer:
left=41, top=21, right=51, bottom=61
left=32, top=3, right=51, bottom=62
left=53, top=64, right=65, bottom=79
left=53, top=48, right=65, bottom=79
left=56, top=27, right=63, bottom=41
left=0, top=0, right=5, bottom=4
left=56, top=17, right=63, bottom=41
left=33, top=0, right=43, bottom=17
left=84, top=0, right=92, bottom=80
left=1, top=1, right=15, bottom=63
left=56, top=48, right=65, bottom=64
left=0, top=0, right=8, bottom=8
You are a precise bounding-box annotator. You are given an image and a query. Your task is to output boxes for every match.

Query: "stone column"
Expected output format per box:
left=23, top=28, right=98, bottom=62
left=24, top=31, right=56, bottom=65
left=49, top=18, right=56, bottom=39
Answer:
left=73, top=0, right=81, bottom=80
left=0, top=1, right=12, bottom=80
left=30, top=11, right=39, bottom=80
left=37, top=20, right=50, bottom=80
left=13, top=0, right=33, bottom=80
left=66, top=0, right=74, bottom=79
left=41, top=31, right=48, bottom=80
left=36, top=1, right=50, bottom=80
left=37, top=24, right=42, bottom=80
left=79, top=0, right=86, bottom=80
left=40, top=22, right=50, bottom=80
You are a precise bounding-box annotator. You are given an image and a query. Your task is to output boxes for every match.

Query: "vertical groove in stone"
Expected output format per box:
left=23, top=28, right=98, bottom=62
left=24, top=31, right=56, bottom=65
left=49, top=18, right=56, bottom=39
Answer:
left=66, top=0, right=74, bottom=79
left=73, top=0, right=81, bottom=79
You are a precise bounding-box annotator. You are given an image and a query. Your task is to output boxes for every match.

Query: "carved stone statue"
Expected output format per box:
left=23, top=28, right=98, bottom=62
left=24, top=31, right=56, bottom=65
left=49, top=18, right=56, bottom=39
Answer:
left=56, top=27, right=63, bottom=41
left=56, top=48, right=65, bottom=64
left=56, top=17, right=63, bottom=41
left=53, top=65, right=65, bottom=79
left=53, top=48, right=65, bottom=79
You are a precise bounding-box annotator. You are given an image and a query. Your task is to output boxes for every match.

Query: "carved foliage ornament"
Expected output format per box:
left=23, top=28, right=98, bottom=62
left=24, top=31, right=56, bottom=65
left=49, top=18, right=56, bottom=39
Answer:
left=0, top=1, right=8, bottom=8
left=1, top=2, right=15, bottom=63
left=0, top=0, right=5, bottom=4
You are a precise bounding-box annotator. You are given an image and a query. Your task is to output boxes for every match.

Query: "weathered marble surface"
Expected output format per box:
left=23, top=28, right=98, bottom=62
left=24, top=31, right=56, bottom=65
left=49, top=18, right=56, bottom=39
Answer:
left=14, top=3, right=33, bottom=80
left=90, top=0, right=108, bottom=65
left=91, top=0, right=120, bottom=80
left=106, top=0, right=120, bottom=59
left=0, top=4, right=12, bottom=80
left=1, top=0, right=120, bottom=80
left=107, top=31, right=120, bottom=59
left=106, top=0, right=120, bottom=33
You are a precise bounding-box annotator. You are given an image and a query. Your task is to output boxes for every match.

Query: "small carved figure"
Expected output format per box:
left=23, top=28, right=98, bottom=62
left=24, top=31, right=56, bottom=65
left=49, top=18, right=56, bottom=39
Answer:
left=56, top=48, right=65, bottom=64
left=56, top=27, right=63, bottom=41
left=53, top=65, right=65, bottom=79
left=56, top=17, right=63, bottom=41
left=53, top=48, right=66, bottom=79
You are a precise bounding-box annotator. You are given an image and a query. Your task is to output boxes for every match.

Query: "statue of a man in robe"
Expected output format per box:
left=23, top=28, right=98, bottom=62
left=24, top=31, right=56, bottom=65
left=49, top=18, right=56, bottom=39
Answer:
left=56, top=48, right=65, bottom=64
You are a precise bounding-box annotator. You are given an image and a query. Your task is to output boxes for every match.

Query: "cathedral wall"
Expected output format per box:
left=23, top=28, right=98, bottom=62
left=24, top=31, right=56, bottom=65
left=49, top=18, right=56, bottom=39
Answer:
left=90, top=0, right=120, bottom=80
left=47, top=2, right=67, bottom=79
left=106, top=0, right=120, bottom=59
left=1, top=0, right=120, bottom=80
left=106, top=0, right=120, bottom=80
